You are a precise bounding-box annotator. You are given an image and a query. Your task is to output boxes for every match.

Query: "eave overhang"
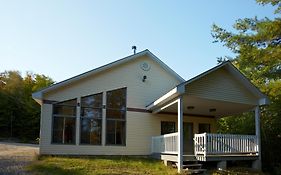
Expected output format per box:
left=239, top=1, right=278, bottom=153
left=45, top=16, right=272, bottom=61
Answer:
left=146, top=85, right=185, bottom=112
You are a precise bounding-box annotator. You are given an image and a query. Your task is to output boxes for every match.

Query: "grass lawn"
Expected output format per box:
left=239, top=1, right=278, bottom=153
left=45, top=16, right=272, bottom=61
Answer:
left=27, top=156, right=266, bottom=175
left=27, top=156, right=178, bottom=175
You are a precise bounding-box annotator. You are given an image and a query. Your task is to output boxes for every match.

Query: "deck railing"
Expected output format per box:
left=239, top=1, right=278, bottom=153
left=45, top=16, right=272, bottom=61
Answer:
left=194, top=133, right=258, bottom=156
left=151, top=132, right=178, bottom=154
left=151, top=132, right=258, bottom=161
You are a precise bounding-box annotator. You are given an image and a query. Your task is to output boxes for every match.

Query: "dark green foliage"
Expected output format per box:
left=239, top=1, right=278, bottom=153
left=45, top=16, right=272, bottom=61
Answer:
left=0, top=71, right=53, bottom=141
left=217, top=113, right=255, bottom=135
left=212, top=0, right=281, bottom=172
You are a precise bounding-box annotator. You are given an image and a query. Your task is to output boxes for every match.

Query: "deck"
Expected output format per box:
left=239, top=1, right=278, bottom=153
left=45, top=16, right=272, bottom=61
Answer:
left=151, top=132, right=259, bottom=162
left=156, top=153, right=258, bottom=162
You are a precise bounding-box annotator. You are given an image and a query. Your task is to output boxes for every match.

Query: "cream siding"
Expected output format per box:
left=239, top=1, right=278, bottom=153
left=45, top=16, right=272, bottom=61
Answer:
left=187, top=67, right=258, bottom=105
left=40, top=108, right=216, bottom=155
left=44, top=56, right=179, bottom=108
left=40, top=55, right=197, bottom=155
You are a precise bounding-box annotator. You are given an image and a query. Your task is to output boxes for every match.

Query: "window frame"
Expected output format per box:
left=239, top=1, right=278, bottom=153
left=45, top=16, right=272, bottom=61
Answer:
left=51, top=98, right=77, bottom=145
left=105, top=87, right=127, bottom=146
left=79, top=93, right=103, bottom=145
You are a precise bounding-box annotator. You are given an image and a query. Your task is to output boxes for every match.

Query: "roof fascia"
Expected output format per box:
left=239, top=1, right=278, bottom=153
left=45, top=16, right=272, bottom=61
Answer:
left=146, top=85, right=185, bottom=111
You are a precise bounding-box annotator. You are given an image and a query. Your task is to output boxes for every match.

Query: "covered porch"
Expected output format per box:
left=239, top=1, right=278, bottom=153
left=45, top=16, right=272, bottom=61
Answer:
left=147, top=62, right=269, bottom=173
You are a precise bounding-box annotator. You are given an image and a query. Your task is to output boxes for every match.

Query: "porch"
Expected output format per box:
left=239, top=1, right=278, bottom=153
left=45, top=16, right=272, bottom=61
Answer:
left=146, top=62, right=269, bottom=173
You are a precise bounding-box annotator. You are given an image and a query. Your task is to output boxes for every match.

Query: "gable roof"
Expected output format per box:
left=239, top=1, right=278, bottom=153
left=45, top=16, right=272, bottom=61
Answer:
left=146, top=61, right=269, bottom=111
left=32, top=49, right=185, bottom=102
left=180, top=61, right=267, bottom=99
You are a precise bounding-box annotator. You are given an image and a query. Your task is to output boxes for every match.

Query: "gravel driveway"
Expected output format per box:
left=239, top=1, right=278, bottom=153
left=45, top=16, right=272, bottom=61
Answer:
left=0, top=142, right=39, bottom=175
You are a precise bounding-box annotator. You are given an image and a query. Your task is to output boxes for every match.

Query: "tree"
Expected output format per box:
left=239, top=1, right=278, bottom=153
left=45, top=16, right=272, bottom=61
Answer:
left=0, top=71, right=54, bottom=141
left=212, top=0, right=281, bottom=171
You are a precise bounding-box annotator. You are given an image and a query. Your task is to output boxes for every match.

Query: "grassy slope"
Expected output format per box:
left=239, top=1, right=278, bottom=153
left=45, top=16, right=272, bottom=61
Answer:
left=27, top=156, right=178, bottom=175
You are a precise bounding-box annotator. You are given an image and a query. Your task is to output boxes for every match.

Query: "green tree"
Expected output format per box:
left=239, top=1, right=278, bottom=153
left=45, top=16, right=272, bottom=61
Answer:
left=212, top=0, right=281, bottom=171
left=0, top=71, right=54, bottom=141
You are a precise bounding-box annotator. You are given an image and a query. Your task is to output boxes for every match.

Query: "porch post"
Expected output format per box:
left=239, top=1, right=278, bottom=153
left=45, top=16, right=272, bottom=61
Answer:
left=253, top=106, right=262, bottom=170
left=177, top=96, right=183, bottom=173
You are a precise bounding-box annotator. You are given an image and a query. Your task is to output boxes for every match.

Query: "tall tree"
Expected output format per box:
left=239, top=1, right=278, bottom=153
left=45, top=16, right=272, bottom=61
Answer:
left=212, top=0, right=281, bottom=171
left=0, top=71, right=54, bottom=141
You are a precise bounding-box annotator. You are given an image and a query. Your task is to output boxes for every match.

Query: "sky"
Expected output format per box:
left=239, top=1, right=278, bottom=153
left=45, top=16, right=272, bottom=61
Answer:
left=0, top=0, right=277, bottom=82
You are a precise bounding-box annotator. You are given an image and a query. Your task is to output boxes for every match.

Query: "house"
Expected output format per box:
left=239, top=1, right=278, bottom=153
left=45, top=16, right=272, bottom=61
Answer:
left=32, top=50, right=269, bottom=173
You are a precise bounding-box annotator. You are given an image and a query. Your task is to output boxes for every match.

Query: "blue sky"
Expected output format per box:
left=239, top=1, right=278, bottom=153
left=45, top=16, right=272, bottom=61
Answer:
left=0, top=0, right=277, bottom=82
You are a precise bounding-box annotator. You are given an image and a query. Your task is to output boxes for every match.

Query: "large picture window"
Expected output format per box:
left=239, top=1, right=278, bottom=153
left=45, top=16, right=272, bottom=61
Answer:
left=52, top=99, right=77, bottom=144
left=80, top=93, right=102, bottom=145
left=106, top=88, right=126, bottom=145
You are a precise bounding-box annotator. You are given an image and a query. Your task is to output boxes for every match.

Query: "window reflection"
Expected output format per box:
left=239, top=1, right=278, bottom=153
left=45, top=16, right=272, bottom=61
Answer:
left=106, top=88, right=126, bottom=145
left=80, top=93, right=102, bottom=145
left=52, top=99, right=77, bottom=144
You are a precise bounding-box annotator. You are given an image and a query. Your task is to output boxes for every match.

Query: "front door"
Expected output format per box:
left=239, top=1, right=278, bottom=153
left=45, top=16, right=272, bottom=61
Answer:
left=183, top=122, right=194, bottom=154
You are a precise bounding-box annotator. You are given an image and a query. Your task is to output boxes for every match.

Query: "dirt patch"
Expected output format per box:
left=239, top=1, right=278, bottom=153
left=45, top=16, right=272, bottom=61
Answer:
left=0, top=142, right=39, bottom=175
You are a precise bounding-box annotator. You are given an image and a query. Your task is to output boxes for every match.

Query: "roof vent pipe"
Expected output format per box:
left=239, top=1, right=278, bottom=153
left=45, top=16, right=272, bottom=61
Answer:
left=132, top=46, right=137, bottom=54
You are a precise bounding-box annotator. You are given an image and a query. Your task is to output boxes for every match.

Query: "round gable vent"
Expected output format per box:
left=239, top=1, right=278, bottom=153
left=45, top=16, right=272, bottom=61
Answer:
left=140, top=62, right=151, bottom=71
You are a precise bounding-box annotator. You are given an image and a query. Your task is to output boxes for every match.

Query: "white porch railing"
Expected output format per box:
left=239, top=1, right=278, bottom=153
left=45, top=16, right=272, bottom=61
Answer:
left=151, top=132, right=178, bottom=154
left=152, top=132, right=258, bottom=161
left=194, top=133, right=258, bottom=156
left=151, top=132, right=258, bottom=157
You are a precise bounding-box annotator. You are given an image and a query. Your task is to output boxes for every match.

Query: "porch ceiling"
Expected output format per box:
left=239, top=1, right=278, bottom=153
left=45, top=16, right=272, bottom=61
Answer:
left=160, top=95, right=256, bottom=117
